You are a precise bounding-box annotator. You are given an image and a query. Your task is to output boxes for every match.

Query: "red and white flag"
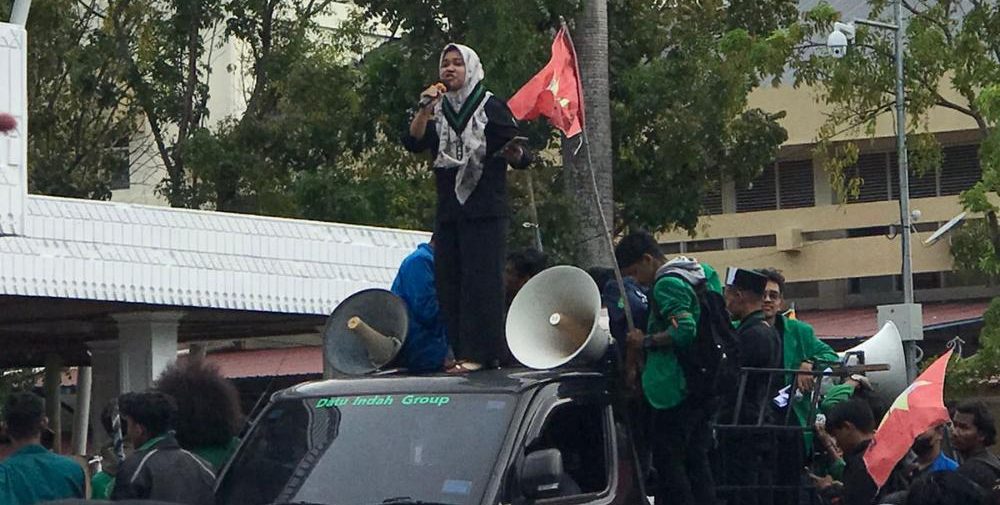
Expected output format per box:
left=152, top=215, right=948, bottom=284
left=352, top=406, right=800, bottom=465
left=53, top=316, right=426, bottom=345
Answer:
left=508, top=27, right=584, bottom=137
left=863, top=350, right=953, bottom=488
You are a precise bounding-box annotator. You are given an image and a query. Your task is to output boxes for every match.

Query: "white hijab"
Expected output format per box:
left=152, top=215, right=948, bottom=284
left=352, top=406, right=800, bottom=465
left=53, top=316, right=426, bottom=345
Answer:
left=434, top=43, right=493, bottom=205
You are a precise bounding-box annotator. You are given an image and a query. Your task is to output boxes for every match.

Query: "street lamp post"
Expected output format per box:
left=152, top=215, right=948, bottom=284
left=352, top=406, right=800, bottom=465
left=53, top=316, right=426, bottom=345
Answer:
left=834, top=0, right=923, bottom=383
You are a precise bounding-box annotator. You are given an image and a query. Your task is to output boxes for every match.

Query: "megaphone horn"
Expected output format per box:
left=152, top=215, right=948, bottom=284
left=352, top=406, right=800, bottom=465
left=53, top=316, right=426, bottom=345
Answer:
left=347, top=316, right=402, bottom=367
left=506, top=265, right=610, bottom=370
left=323, top=289, right=409, bottom=375
left=838, top=321, right=908, bottom=403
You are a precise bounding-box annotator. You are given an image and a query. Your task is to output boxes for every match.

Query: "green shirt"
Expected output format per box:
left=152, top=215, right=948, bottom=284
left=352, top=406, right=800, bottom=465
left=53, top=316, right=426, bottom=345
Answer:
left=0, top=444, right=85, bottom=504
left=91, top=471, right=114, bottom=500
left=192, top=437, right=240, bottom=471
left=643, top=263, right=721, bottom=410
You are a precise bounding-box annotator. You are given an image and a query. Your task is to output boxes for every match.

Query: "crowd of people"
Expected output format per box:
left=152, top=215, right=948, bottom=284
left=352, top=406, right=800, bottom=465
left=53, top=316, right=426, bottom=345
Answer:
left=600, top=231, right=1000, bottom=505
left=0, top=359, right=243, bottom=504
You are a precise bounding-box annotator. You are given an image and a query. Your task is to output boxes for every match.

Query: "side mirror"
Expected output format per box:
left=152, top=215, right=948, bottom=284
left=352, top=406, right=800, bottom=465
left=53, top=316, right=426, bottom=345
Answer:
left=520, top=448, right=564, bottom=500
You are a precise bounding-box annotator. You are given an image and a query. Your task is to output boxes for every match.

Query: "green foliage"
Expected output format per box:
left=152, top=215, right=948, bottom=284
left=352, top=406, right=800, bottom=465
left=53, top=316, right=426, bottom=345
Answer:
left=610, top=0, right=793, bottom=232
left=15, top=0, right=797, bottom=252
left=788, top=1, right=999, bottom=204
left=0, top=370, right=41, bottom=413
left=942, top=297, right=1000, bottom=397
left=951, top=220, right=1000, bottom=278
left=0, top=1, right=143, bottom=200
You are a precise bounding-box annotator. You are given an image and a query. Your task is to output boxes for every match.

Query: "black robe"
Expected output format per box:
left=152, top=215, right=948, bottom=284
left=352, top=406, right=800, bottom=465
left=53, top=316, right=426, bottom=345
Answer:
left=402, top=95, right=529, bottom=365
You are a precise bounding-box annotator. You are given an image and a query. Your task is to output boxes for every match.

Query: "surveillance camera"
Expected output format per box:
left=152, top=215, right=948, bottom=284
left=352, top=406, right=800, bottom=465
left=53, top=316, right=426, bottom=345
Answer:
left=827, top=22, right=855, bottom=59
left=828, top=30, right=848, bottom=58
left=910, top=209, right=922, bottom=222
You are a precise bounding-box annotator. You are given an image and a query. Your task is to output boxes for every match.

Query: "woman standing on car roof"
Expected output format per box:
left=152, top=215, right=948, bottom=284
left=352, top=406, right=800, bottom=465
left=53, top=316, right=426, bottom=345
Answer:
left=403, top=43, right=533, bottom=373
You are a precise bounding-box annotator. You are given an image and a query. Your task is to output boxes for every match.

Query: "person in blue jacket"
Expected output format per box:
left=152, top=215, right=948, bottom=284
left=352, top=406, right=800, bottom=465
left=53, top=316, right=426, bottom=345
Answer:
left=392, top=239, right=450, bottom=373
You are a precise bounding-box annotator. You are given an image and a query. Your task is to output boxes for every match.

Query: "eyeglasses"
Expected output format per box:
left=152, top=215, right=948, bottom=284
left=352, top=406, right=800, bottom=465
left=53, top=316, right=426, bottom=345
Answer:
left=763, top=290, right=782, bottom=301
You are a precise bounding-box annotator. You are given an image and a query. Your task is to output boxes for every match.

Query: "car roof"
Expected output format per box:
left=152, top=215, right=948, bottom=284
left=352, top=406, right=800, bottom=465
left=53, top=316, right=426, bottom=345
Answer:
left=274, top=367, right=607, bottom=400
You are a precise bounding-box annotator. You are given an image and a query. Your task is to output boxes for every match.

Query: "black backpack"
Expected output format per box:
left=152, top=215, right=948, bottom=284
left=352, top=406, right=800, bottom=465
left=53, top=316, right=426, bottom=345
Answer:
left=653, top=271, right=741, bottom=401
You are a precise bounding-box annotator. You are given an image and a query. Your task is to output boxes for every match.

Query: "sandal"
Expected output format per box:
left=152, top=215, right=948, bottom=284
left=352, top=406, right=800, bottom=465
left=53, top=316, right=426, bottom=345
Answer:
left=445, top=361, right=483, bottom=374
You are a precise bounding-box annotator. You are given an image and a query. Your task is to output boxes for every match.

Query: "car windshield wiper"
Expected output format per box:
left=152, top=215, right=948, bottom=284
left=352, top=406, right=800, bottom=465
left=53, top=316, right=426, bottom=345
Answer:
left=378, top=497, right=456, bottom=505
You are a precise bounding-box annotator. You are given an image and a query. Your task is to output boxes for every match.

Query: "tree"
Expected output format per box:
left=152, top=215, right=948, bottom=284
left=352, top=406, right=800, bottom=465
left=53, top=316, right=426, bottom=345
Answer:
left=941, top=296, right=1000, bottom=397
left=787, top=2, right=999, bottom=258
left=1, top=0, right=143, bottom=200
left=609, top=0, right=794, bottom=233
left=563, top=0, right=613, bottom=268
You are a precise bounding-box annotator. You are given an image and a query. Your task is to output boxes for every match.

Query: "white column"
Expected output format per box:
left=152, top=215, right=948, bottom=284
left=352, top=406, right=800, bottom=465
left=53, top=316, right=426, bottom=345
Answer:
left=71, top=366, right=92, bottom=455
left=113, top=311, right=183, bottom=394
left=0, top=22, right=28, bottom=236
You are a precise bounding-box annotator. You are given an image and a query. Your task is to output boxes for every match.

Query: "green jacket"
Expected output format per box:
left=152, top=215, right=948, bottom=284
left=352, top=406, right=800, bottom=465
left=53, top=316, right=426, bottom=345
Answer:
left=643, top=263, right=721, bottom=410
left=0, top=444, right=85, bottom=504
left=779, top=316, right=839, bottom=385
left=776, top=316, right=839, bottom=454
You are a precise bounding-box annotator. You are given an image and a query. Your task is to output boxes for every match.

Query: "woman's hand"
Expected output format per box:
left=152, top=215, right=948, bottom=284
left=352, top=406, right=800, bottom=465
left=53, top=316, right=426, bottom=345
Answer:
left=419, top=84, right=445, bottom=112
left=410, top=84, right=445, bottom=140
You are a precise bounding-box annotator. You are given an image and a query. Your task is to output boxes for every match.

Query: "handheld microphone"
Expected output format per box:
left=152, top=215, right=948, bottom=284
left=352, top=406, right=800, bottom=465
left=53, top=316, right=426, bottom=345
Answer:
left=419, top=83, right=447, bottom=108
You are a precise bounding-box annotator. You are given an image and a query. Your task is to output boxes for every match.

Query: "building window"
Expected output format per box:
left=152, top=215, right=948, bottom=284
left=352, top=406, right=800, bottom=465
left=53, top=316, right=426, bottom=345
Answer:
left=736, top=159, right=815, bottom=213
left=777, top=159, right=815, bottom=209
left=784, top=281, right=820, bottom=299
left=660, top=242, right=682, bottom=255
left=848, top=275, right=898, bottom=295
left=108, top=138, right=130, bottom=191
left=913, top=272, right=943, bottom=290
left=686, top=238, right=724, bottom=253
left=849, top=152, right=890, bottom=203
left=702, top=185, right=724, bottom=215
left=736, top=164, right=778, bottom=213
left=738, top=235, right=777, bottom=249
left=939, top=144, right=981, bottom=195
left=848, top=144, right=981, bottom=203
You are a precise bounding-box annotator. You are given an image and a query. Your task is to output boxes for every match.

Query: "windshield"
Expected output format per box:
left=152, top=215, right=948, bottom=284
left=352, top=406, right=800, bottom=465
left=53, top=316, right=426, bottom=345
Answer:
left=216, top=393, right=516, bottom=505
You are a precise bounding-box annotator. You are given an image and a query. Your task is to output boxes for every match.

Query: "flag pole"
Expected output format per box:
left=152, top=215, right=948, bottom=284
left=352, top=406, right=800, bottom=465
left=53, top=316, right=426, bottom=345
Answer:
left=525, top=170, right=544, bottom=252
left=558, top=18, right=636, bottom=336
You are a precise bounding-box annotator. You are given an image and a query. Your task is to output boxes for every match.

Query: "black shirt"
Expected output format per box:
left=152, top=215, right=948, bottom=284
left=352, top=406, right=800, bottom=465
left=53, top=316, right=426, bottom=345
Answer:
left=822, top=439, right=909, bottom=505
left=402, top=96, right=529, bottom=222
left=724, top=310, right=780, bottom=425
left=958, top=447, right=1000, bottom=494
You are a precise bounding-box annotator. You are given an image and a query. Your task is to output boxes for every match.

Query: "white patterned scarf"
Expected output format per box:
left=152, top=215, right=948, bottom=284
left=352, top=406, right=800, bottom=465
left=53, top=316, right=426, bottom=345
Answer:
left=434, top=44, right=492, bottom=205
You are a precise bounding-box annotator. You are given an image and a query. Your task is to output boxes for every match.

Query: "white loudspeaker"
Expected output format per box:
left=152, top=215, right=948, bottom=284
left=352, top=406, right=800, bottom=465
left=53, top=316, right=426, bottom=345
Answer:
left=323, top=289, right=409, bottom=375
left=839, top=321, right=908, bottom=402
left=506, top=265, right=611, bottom=369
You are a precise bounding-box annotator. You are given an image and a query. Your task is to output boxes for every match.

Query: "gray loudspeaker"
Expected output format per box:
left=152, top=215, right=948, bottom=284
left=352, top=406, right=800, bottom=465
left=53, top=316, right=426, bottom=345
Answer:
left=323, top=289, right=409, bottom=375
left=839, top=321, right=908, bottom=403
left=506, top=265, right=610, bottom=369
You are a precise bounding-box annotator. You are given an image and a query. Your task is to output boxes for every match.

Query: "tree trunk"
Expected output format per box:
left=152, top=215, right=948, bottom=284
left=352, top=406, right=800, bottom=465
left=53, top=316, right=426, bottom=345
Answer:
left=562, top=0, right=614, bottom=268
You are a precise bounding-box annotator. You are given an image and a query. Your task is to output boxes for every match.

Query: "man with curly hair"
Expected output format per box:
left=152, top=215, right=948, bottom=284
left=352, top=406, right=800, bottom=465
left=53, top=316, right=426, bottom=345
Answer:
left=154, top=358, right=243, bottom=470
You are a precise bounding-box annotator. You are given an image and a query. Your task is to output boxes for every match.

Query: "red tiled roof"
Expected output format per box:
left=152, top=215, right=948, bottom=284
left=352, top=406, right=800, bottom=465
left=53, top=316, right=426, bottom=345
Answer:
left=202, top=346, right=323, bottom=379
left=799, top=300, right=990, bottom=340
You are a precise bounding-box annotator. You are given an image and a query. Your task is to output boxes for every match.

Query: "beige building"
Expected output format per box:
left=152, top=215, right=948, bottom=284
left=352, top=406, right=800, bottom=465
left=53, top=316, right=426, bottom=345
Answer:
left=658, top=83, right=994, bottom=344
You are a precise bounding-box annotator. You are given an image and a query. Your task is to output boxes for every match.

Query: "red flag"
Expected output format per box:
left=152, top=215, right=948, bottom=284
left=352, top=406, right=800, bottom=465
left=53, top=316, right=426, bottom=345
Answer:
left=863, top=350, right=953, bottom=488
left=508, top=27, right=584, bottom=137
